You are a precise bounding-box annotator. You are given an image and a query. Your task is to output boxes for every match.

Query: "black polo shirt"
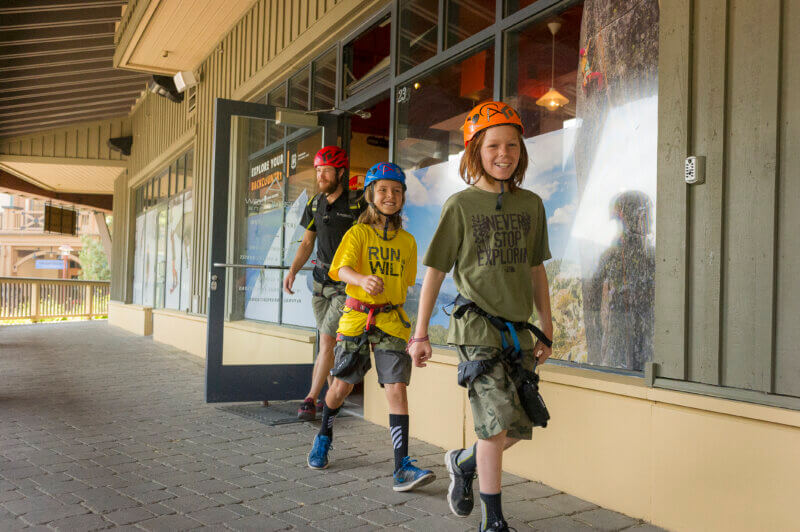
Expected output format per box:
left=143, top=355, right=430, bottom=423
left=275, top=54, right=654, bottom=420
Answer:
left=300, top=191, right=364, bottom=283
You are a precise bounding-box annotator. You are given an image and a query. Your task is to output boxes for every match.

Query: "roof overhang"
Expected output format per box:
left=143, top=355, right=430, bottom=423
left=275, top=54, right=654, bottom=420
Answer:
left=0, top=168, right=113, bottom=212
left=114, top=0, right=257, bottom=75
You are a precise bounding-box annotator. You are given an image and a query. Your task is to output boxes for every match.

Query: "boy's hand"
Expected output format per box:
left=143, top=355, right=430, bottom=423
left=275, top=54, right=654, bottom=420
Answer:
left=534, top=340, right=552, bottom=364
left=360, top=275, right=384, bottom=295
left=408, top=340, right=432, bottom=367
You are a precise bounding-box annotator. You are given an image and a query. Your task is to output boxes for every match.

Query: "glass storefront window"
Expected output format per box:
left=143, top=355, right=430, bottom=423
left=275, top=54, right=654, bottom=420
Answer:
left=446, top=0, right=495, bottom=48
left=398, top=0, right=439, bottom=73
left=131, top=149, right=194, bottom=311
left=395, top=42, right=494, bottom=170
left=267, top=84, right=287, bottom=145
left=288, top=68, right=310, bottom=110
left=502, top=1, right=658, bottom=372
left=312, top=49, right=337, bottom=110
left=505, top=0, right=537, bottom=16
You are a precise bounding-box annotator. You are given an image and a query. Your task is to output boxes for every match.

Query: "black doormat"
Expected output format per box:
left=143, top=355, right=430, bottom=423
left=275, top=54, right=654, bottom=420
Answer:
left=217, top=401, right=352, bottom=426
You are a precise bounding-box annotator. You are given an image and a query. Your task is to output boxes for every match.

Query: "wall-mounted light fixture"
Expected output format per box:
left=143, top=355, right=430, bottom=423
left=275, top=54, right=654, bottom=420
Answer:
left=150, top=75, right=183, bottom=103
left=107, top=136, right=133, bottom=156
left=173, top=71, right=198, bottom=93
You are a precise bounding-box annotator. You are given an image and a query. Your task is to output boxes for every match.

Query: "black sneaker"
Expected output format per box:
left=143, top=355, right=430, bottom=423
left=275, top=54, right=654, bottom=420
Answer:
left=479, top=520, right=514, bottom=532
left=445, top=448, right=476, bottom=517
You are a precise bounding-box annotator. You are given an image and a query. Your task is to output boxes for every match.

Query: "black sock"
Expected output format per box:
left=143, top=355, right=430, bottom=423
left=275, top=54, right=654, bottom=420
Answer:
left=479, top=492, right=504, bottom=529
left=456, top=443, right=477, bottom=473
left=319, top=404, right=340, bottom=438
left=389, top=414, right=409, bottom=471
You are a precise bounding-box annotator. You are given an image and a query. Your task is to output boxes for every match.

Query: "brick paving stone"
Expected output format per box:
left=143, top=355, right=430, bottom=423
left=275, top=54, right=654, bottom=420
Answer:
left=186, top=505, right=243, bottom=525
left=48, top=512, right=111, bottom=531
left=241, top=495, right=301, bottom=514
left=138, top=514, right=203, bottom=531
left=505, top=500, right=561, bottom=522
left=72, top=486, right=139, bottom=513
left=573, top=508, right=639, bottom=530
left=400, top=514, right=472, bottom=532
left=225, top=514, right=292, bottom=531
left=18, top=503, right=88, bottom=526
left=161, top=494, right=219, bottom=513
left=531, top=515, right=595, bottom=531
left=360, top=508, right=412, bottom=526
left=539, top=493, right=598, bottom=515
left=290, top=501, right=342, bottom=521
left=105, top=506, right=157, bottom=525
left=325, top=495, right=386, bottom=515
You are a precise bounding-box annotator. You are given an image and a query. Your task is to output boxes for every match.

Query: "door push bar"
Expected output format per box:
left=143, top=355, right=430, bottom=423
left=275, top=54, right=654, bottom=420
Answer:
left=212, top=263, right=313, bottom=271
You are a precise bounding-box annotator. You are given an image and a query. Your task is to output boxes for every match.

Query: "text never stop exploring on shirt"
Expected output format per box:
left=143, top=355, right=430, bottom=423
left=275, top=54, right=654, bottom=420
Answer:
left=299, top=192, right=364, bottom=282
left=328, top=223, right=417, bottom=340
left=423, top=186, right=551, bottom=349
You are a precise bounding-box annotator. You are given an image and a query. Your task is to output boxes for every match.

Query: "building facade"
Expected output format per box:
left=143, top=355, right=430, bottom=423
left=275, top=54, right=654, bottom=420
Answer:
left=1, top=1, right=798, bottom=530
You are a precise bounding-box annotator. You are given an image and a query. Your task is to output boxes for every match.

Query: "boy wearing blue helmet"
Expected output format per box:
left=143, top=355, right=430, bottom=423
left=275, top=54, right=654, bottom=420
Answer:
left=307, top=162, right=435, bottom=492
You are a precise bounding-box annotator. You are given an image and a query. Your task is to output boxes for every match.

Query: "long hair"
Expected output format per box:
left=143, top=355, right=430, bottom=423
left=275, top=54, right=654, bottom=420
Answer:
left=357, top=184, right=404, bottom=230
left=458, top=127, right=528, bottom=191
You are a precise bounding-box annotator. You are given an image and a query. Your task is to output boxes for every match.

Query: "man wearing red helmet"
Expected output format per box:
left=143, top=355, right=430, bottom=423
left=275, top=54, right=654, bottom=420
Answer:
left=284, top=145, right=365, bottom=421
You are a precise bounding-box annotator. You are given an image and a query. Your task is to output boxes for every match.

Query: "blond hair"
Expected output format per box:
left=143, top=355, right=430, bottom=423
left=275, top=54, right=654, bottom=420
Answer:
left=458, top=127, right=528, bottom=191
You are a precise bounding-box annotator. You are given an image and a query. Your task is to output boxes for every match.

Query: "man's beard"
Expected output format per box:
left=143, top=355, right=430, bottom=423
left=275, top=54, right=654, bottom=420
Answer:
left=319, top=179, right=339, bottom=194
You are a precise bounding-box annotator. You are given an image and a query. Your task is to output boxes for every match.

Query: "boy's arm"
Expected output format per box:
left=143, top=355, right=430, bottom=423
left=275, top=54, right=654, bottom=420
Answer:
left=531, top=263, right=554, bottom=363
left=409, top=267, right=446, bottom=367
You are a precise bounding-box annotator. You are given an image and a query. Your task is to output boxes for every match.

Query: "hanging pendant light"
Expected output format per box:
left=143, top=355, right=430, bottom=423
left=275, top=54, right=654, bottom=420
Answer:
left=536, top=21, right=569, bottom=110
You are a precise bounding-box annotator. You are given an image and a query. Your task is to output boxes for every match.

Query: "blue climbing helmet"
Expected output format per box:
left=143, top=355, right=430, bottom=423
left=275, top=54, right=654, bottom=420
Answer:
left=364, top=162, right=406, bottom=190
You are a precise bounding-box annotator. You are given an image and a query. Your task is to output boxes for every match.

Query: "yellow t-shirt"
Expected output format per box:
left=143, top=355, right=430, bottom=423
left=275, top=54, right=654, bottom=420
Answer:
left=328, top=223, right=417, bottom=340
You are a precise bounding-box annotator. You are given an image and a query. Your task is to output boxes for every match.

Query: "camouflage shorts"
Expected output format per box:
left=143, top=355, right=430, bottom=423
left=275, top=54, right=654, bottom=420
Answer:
left=311, top=280, right=347, bottom=338
left=332, top=328, right=411, bottom=386
left=457, top=345, right=535, bottom=441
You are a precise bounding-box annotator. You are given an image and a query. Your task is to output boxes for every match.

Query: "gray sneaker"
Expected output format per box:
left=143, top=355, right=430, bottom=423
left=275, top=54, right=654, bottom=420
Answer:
left=445, top=448, right=476, bottom=517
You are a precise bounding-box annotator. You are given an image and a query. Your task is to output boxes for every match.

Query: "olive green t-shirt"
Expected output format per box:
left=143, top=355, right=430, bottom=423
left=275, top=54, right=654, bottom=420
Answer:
left=423, top=186, right=551, bottom=348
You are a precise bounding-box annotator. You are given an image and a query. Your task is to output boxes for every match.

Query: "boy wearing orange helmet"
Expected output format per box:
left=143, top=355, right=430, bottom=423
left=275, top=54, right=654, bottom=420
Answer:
left=284, top=146, right=364, bottom=421
left=408, top=102, right=554, bottom=531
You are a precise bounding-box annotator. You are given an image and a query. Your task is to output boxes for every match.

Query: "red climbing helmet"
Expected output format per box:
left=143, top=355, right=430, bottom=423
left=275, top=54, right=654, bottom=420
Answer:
left=314, top=146, right=349, bottom=169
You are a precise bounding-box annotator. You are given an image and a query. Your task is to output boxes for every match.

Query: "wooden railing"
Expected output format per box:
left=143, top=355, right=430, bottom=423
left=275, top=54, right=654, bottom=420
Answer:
left=0, top=277, right=110, bottom=322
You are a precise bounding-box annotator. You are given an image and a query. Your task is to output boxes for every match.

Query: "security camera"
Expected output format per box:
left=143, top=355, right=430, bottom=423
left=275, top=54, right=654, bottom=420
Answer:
left=149, top=75, right=183, bottom=103
left=173, top=71, right=198, bottom=93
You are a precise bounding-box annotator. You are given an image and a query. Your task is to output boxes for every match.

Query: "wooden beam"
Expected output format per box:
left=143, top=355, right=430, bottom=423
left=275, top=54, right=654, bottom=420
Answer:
left=0, top=169, right=112, bottom=212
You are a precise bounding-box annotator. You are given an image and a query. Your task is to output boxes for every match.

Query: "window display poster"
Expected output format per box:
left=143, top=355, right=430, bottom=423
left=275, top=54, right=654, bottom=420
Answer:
left=279, top=189, right=316, bottom=328
left=142, top=208, right=158, bottom=307
left=132, top=214, right=145, bottom=304
left=165, top=195, right=184, bottom=310
left=180, top=190, right=193, bottom=313
left=242, top=208, right=283, bottom=323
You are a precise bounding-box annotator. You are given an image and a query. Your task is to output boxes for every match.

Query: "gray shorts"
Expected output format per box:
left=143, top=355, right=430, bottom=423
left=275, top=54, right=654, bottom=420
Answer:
left=331, top=328, right=412, bottom=387
left=311, top=280, right=346, bottom=338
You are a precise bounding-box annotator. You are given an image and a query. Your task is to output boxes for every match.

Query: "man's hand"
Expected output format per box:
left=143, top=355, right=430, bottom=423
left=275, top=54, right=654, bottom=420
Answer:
left=282, top=270, right=296, bottom=295
left=360, top=275, right=384, bottom=296
left=408, top=340, right=432, bottom=368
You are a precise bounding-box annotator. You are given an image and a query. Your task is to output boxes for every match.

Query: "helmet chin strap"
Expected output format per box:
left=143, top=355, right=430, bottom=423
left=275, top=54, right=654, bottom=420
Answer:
left=493, top=176, right=513, bottom=211
left=372, top=205, right=394, bottom=240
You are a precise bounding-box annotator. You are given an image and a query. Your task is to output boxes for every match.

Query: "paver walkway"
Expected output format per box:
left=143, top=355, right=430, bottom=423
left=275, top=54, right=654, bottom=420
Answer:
left=0, top=322, right=664, bottom=531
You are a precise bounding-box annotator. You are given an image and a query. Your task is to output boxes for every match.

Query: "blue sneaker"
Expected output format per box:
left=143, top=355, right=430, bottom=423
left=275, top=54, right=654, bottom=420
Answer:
left=393, top=456, right=435, bottom=492
left=307, top=435, right=332, bottom=470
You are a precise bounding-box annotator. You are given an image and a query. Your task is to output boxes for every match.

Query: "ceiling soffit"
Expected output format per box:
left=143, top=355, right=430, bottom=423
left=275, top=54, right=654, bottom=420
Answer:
left=114, top=0, right=257, bottom=74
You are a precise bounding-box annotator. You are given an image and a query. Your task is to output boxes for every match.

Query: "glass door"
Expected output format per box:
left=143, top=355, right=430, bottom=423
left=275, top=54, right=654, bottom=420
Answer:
left=206, top=98, right=340, bottom=402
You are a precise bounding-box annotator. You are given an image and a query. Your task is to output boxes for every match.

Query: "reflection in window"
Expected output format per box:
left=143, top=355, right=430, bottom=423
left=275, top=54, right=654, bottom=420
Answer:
left=266, top=84, right=286, bottom=145
left=502, top=0, right=659, bottom=372
left=398, top=0, right=438, bottom=73
left=289, top=68, right=310, bottom=110
left=446, top=0, right=494, bottom=48
left=395, top=43, right=494, bottom=171
left=313, top=49, right=337, bottom=110
left=504, top=0, right=537, bottom=17
left=343, top=18, right=390, bottom=99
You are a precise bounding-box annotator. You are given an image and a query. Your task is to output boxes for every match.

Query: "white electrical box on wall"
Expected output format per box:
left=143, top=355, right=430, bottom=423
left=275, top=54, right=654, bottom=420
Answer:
left=685, top=155, right=706, bottom=185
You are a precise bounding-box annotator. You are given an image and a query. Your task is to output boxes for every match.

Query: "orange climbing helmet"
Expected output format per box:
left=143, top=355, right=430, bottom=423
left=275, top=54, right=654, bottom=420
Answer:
left=463, top=101, right=524, bottom=146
